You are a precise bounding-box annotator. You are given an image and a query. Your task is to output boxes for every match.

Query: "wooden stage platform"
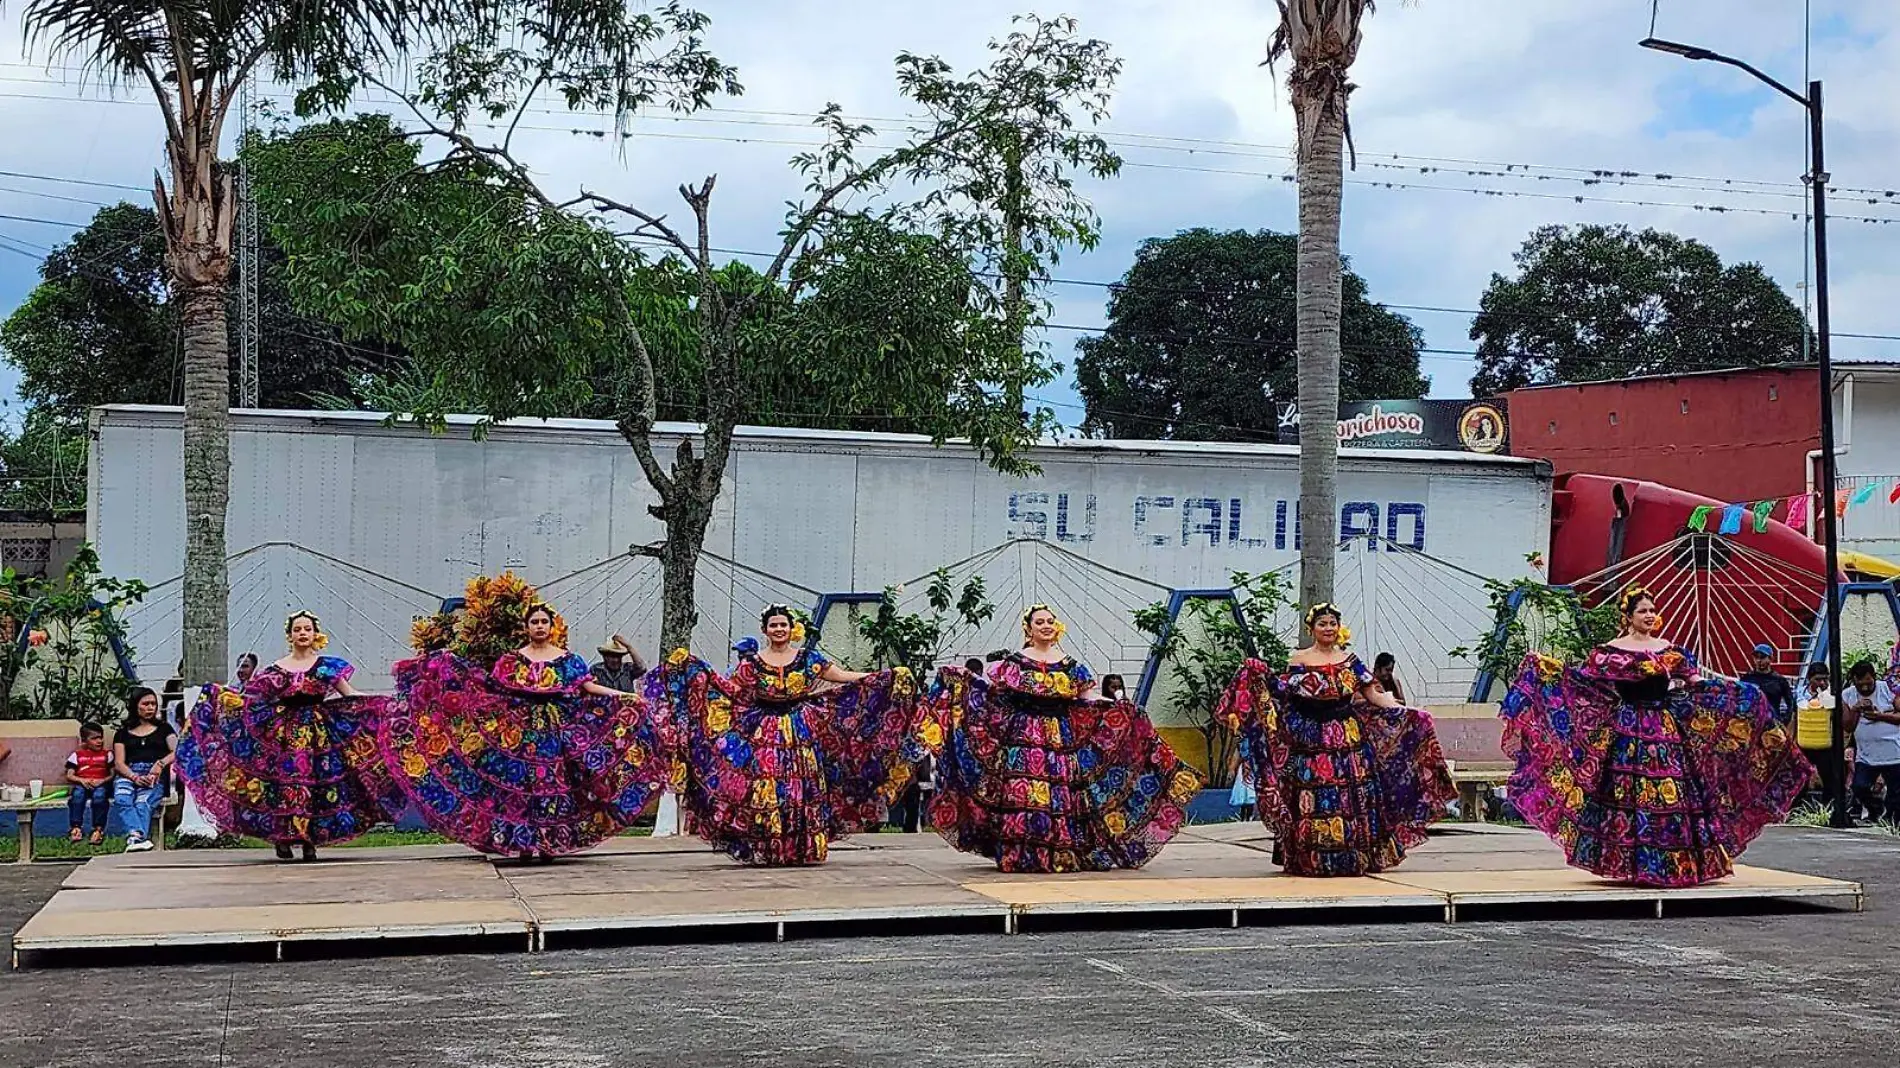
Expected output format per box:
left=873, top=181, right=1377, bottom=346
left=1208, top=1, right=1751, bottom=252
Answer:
left=9, top=824, right=1863, bottom=967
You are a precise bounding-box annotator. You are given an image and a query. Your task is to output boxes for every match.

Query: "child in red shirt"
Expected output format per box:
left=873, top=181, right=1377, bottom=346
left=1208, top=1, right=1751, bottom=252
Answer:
left=65, top=722, right=112, bottom=845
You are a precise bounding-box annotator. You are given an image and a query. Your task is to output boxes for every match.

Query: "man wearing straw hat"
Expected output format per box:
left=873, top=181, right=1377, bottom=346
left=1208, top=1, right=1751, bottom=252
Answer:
left=590, top=635, right=647, bottom=693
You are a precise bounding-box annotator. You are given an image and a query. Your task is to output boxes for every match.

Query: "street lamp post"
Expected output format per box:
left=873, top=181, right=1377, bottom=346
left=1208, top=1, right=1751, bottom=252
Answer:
left=1640, top=37, right=1848, bottom=828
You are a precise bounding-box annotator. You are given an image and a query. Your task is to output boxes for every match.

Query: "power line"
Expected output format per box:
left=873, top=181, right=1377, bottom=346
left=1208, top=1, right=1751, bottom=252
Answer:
left=5, top=74, right=1898, bottom=206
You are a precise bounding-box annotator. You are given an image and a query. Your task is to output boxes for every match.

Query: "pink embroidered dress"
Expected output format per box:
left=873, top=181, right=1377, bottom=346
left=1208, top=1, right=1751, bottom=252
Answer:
left=1216, top=655, right=1454, bottom=876
left=178, top=656, right=401, bottom=846
left=380, top=649, right=674, bottom=857
left=1500, top=644, right=1812, bottom=886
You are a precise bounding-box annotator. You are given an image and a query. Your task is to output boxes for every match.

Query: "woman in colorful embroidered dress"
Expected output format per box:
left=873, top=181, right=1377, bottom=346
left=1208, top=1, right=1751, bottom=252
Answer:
left=1499, top=586, right=1813, bottom=887
left=652, top=604, right=919, bottom=866
left=1216, top=603, right=1454, bottom=876
left=382, top=579, right=674, bottom=862
left=920, top=604, right=1203, bottom=873
left=178, top=612, right=400, bottom=861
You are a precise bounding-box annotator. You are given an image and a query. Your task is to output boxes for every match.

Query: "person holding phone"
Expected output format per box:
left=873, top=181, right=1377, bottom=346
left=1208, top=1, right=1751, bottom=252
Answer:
left=1847, top=660, right=1899, bottom=823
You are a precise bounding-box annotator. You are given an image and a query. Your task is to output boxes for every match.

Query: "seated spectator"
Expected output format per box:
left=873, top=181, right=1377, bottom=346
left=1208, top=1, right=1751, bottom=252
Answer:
left=1100, top=674, right=1127, bottom=701
left=65, top=722, right=113, bottom=845
left=113, top=687, right=177, bottom=853
left=235, top=651, right=259, bottom=687
left=964, top=657, right=984, bottom=675
left=1373, top=652, right=1406, bottom=704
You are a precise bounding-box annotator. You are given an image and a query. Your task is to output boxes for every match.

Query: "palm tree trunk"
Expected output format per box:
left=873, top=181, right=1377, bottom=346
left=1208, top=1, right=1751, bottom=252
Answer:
left=179, top=278, right=231, bottom=684
left=1294, top=91, right=1346, bottom=617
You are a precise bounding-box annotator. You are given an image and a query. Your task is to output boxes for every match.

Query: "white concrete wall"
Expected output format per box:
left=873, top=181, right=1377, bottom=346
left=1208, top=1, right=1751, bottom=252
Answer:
left=1835, top=374, right=1900, bottom=561
left=90, top=406, right=1552, bottom=700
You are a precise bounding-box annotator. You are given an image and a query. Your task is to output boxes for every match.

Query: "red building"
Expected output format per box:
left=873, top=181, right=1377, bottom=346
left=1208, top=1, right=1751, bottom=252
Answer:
left=1506, top=366, right=1819, bottom=502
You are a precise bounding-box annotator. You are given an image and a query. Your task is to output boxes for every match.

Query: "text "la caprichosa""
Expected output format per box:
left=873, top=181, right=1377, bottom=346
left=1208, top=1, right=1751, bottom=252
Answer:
left=1336, top=405, right=1425, bottom=443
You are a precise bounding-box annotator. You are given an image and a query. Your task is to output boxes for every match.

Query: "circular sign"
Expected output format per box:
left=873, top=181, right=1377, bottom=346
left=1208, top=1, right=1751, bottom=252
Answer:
left=1458, top=404, right=1506, bottom=454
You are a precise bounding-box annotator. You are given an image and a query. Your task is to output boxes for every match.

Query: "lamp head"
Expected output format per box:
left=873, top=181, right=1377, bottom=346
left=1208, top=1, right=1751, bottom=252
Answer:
left=1639, top=37, right=1717, bottom=61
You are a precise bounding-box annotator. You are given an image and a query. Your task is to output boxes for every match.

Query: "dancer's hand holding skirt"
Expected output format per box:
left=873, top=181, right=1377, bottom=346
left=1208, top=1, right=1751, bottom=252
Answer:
left=918, top=655, right=1203, bottom=873
left=648, top=649, right=920, bottom=866
left=178, top=657, right=403, bottom=846
left=379, top=650, right=675, bottom=857
left=1500, top=645, right=1812, bottom=886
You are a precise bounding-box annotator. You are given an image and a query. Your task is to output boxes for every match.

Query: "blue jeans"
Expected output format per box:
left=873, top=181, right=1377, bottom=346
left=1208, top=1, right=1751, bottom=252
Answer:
left=67, top=782, right=110, bottom=832
left=113, top=763, right=163, bottom=839
left=1852, top=762, right=1900, bottom=822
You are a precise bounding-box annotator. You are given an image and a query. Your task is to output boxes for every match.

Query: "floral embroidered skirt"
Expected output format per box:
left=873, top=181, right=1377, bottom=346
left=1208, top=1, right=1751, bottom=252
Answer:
left=178, top=688, right=400, bottom=846
left=1502, top=657, right=1812, bottom=887
left=379, top=652, right=672, bottom=857
left=1240, top=697, right=1454, bottom=877
left=925, top=679, right=1202, bottom=873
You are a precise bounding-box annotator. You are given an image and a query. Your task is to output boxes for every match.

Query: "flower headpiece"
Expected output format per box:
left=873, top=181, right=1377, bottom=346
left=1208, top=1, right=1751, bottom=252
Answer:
left=1021, top=603, right=1067, bottom=642
left=1617, top=584, right=1654, bottom=616
left=760, top=604, right=807, bottom=644
left=285, top=610, right=329, bottom=651
left=1617, top=584, right=1664, bottom=632
left=1303, top=602, right=1351, bottom=646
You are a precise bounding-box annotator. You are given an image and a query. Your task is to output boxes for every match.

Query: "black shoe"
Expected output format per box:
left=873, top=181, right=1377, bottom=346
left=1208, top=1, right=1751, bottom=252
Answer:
left=300, top=843, right=317, bottom=862
left=274, top=844, right=294, bottom=861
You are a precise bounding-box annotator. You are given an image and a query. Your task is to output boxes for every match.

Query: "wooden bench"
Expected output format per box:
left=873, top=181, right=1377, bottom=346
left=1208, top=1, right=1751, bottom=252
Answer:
left=1445, top=761, right=1514, bottom=823
left=2, top=719, right=184, bottom=862
left=2, top=789, right=182, bottom=863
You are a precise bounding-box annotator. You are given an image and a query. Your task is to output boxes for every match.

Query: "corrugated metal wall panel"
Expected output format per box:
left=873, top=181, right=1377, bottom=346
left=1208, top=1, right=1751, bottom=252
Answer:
left=92, top=407, right=1552, bottom=698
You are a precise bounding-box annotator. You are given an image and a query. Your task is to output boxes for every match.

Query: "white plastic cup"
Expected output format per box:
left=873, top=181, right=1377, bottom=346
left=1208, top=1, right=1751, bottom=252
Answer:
left=26, top=779, right=43, bottom=799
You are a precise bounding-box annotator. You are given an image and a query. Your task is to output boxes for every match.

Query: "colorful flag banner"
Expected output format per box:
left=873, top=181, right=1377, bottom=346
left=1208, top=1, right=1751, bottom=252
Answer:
left=1787, top=493, right=1811, bottom=530
left=1891, top=481, right=1900, bottom=504
left=1687, top=505, right=1716, bottom=532
left=1837, top=488, right=1852, bottom=519
left=1751, top=499, right=1778, bottom=534
left=1718, top=503, right=1745, bottom=535
left=1852, top=483, right=1880, bottom=507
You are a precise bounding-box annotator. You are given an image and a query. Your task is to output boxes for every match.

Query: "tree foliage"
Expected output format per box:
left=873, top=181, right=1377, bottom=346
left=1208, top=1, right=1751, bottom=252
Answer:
left=0, top=201, right=406, bottom=477
left=266, top=13, right=1120, bottom=649
left=1469, top=224, right=1811, bottom=395
left=1448, top=566, right=1622, bottom=700
left=1134, top=570, right=1294, bottom=787
left=0, top=545, right=147, bottom=721
left=855, top=569, right=996, bottom=677
left=1075, top=228, right=1427, bottom=440
left=0, top=204, right=175, bottom=420
left=0, top=410, right=89, bottom=512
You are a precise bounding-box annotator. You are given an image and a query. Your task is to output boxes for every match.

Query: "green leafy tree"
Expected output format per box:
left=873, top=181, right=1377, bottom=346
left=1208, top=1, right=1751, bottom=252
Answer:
left=3, top=0, right=625, bottom=688
left=0, top=410, right=89, bottom=512
left=265, top=14, right=1119, bottom=651
left=1448, top=565, right=1622, bottom=699
left=1469, top=224, right=1811, bottom=395
left=0, top=204, right=175, bottom=421
left=0, top=203, right=405, bottom=422
left=1134, top=571, right=1294, bottom=786
left=0, top=545, right=148, bottom=721
left=1075, top=228, right=1427, bottom=440
left=856, top=570, right=996, bottom=676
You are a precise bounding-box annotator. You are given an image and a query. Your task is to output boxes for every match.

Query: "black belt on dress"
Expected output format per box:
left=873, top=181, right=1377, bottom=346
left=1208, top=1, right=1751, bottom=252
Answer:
left=1287, top=696, right=1352, bottom=721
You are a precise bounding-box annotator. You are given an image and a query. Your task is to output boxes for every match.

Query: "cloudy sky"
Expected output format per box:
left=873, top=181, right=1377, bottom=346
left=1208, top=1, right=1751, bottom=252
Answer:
left=1, top=0, right=1895, bottom=429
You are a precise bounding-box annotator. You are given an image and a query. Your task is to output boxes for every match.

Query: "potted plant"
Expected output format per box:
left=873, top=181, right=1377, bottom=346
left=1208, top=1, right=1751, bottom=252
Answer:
left=1135, top=570, right=1293, bottom=822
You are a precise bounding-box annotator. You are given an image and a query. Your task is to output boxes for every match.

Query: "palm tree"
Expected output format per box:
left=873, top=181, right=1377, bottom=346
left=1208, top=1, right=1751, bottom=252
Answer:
left=6, top=0, right=571, bottom=685
left=1269, top=0, right=1379, bottom=620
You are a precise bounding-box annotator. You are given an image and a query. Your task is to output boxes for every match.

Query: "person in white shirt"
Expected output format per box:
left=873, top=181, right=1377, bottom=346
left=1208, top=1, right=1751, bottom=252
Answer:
left=1847, top=660, right=1900, bottom=823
